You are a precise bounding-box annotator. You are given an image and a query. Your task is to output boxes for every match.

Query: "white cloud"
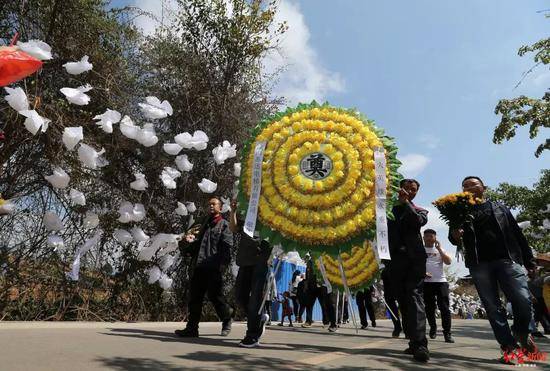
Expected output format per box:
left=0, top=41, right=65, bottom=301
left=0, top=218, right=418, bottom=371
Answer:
left=398, top=153, right=431, bottom=178
left=532, top=69, right=550, bottom=87
left=264, top=0, right=345, bottom=105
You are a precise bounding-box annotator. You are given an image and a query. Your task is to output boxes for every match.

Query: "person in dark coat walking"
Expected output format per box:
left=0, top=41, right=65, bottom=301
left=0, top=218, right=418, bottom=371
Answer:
left=357, top=286, right=377, bottom=329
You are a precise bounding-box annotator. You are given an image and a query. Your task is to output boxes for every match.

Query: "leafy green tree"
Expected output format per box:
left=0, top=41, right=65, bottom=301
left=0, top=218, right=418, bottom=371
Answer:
left=487, top=170, right=550, bottom=253
left=493, top=18, right=549, bottom=158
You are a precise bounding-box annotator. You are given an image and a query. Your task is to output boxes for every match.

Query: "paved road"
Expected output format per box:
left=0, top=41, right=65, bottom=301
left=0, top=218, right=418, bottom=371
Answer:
left=0, top=319, right=548, bottom=370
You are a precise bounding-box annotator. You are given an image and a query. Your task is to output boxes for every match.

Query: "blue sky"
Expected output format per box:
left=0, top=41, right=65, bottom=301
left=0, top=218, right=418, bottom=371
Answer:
left=128, top=0, right=548, bottom=276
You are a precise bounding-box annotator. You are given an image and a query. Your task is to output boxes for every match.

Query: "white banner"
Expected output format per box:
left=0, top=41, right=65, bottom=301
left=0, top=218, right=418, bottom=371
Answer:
left=317, top=255, right=332, bottom=294
left=337, top=254, right=358, bottom=333
left=373, top=147, right=391, bottom=260
left=244, top=141, right=266, bottom=237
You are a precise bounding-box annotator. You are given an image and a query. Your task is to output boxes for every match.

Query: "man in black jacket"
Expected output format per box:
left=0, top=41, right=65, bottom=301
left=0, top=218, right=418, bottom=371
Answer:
left=388, top=178, right=429, bottom=362
left=449, top=176, right=538, bottom=360
left=175, top=197, right=234, bottom=338
left=229, top=199, right=271, bottom=348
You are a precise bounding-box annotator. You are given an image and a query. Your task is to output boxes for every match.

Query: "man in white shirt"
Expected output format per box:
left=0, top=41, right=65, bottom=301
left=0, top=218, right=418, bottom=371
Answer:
left=423, top=229, right=454, bottom=343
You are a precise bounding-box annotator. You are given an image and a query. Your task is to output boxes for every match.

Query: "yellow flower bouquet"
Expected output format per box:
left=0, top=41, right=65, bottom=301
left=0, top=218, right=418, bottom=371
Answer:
left=238, top=101, right=402, bottom=256
left=432, top=192, right=483, bottom=229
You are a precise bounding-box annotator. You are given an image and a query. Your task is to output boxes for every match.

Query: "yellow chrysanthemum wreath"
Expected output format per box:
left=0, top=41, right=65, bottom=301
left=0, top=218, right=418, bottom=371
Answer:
left=238, top=102, right=401, bottom=256
left=315, top=241, right=379, bottom=292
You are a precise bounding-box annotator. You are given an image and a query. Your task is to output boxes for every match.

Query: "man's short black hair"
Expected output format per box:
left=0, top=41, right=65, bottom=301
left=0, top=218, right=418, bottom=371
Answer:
left=208, top=196, right=222, bottom=205
left=424, top=229, right=437, bottom=235
left=462, top=176, right=485, bottom=186
left=400, top=178, right=420, bottom=188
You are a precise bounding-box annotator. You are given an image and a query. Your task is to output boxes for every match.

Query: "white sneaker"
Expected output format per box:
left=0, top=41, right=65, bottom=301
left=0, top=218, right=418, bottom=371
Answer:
left=259, top=313, right=269, bottom=339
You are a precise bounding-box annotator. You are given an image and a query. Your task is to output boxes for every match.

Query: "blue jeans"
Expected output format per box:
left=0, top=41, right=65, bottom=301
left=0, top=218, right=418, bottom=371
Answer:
left=470, top=259, right=533, bottom=348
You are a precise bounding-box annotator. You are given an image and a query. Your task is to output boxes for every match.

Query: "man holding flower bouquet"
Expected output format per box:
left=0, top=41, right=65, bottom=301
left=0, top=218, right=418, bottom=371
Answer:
left=388, top=178, right=430, bottom=363
left=447, top=176, right=538, bottom=362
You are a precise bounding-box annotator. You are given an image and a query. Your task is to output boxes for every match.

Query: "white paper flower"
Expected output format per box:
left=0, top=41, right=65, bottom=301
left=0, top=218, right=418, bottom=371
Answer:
left=221, top=197, right=231, bottom=213
left=138, top=96, right=173, bottom=120
left=175, top=202, right=188, bottom=216
left=198, top=178, right=217, bottom=193
left=131, top=227, right=150, bottom=242
left=132, top=203, right=146, bottom=222
left=163, top=143, right=183, bottom=156
left=136, top=124, right=158, bottom=147
left=212, top=140, right=237, bottom=165
left=47, top=235, right=65, bottom=251
left=62, top=126, right=83, bottom=151
left=44, top=211, right=63, bottom=231
left=186, top=202, right=197, bottom=213
left=119, top=115, right=138, bottom=139
left=60, top=84, right=92, bottom=105
left=175, top=154, right=193, bottom=172
left=233, top=163, right=241, bottom=177
left=19, top=109, right=50, bottom=135
left=45, top=167, right=70, bottom=189
left=113, top=229, right=133, bottom=244
left=158, top=274, right=173, bottom=290
left=16, top=39, right=52, bottom=60
left=174, top=130, right=209, bottom=151
left=147, top=266, right=162, bottom=284
left=4, top=87, right=29, bottom=112
left=66, top=230, right=103, bottom=281
left=130, top=172, right=148, bottom=191
left=117, top=201, right=146, bottom=223
left=83, top=211, right=99, bottom=229
left=159, top=255, right=175, bottom=271
left=93, top=109, right=121, bottom=133
left=160, top=167, right=181, bottom=189
left=78, top=143, right=108, bottom=169
left=69, top=188, right=86, bottom=206
left=62, top=55, right=93, bottom=75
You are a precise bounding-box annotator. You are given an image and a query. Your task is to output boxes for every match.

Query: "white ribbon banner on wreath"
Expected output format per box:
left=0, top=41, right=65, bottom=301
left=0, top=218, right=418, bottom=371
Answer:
left=244, top=141, right=267, bottom=237
left=337, top=254, right=358, bottom=333
left=373, top=147, right=391, bottom=260
left=317, top=255, right=333, bottom=294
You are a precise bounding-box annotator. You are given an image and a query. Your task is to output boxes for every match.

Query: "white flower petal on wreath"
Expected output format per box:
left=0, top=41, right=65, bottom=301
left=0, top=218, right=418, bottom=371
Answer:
left=19, top=109, right=51, bottom=135
left=163, top=143, right=183, bottom=156
left=69, top=188, right=86, bottom=206
left=43, top=211, right=64, bottom=231
left=93, top=109, right=121, bottom=134
left=198, top=178, right=217, bottom=193
left=147, top=266, right=162, bottom=284
left=212, top=140, right=236, bottom=165
left=113, top=229, right=133, bottom=244
left=62, top=126, right=83, bottom=151
left=186, top=202, right=196, bottom=213
left=175, top=202, right=188, bottom=216
left=175, top=154, right=193, bottom=172
left=83, top=211, right=100, bottom=229
left=119, top=115, right=139, bottom=139
left=221, top=197, right=231, bottom=213
left=60, top=84, right=92, bottom=105
left=138, top=96, right=173, bottom=120
left=136, top=124, right=158, bottom=147
left=4, top=87, right=29, bottom=112
left=16, top=39, right=52, bottom=60
left=233, top=163, right=241, bottom=177
left=47, top=234, right=65, bottom=251
left=131, top=226, right=150, bottom=242
left=130, top=172, right=148, bottom=191
left=78, top=143, right=108, bottom=169
left=62, top=55, right=93, bottom=75
left=44, top=167, right=70, bottom=189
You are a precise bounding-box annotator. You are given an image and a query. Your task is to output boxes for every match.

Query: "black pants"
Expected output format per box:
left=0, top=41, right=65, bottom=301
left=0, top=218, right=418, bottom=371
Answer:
left=356, top=288, right=376, bottom=326
left=235, top=263, right=269, bottom=340
left=390, top=258, right=428, bottom=350
left=382, top=269, right=402, bottom=332
left=297, top=295, right=307, bottom=319
left=321, top=286, right=337, bottom=327
left=303, top=287, right=319, bottom=324
left=186, top=266, right=233, bottom=331
left=423, top=282, right=452, bottom=335
left=291, top=297, right=299, bottom=319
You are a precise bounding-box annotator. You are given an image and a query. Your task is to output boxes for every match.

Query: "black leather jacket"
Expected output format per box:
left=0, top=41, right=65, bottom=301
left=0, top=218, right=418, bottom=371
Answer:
left=448, top=201, right=534, bottom=269
left=388, top=201, right=429, bottom=262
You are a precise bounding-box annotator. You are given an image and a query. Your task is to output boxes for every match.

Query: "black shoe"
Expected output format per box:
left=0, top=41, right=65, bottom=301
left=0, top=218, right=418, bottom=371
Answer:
left=371, top=321, right=376, bottom=328
left=413, top=346, right=430, bottom=362
left=532, top=331, right=546, bottom=338
left=221, top=318, right=232, bottom=336
left=403, top=347, right=413, bottom=355
left=361, top=325, right=368, bottom=330
left=444, top=333, right=455, bottom=343
left=328, top=325, right=338, bottom=333
left=174, top=328, right=198, bottom=338
left=429, top=328, right=436, bottom=339
left=392, top=328, right=401, bottom=338
left=239, top=336, right=259, bottom=348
